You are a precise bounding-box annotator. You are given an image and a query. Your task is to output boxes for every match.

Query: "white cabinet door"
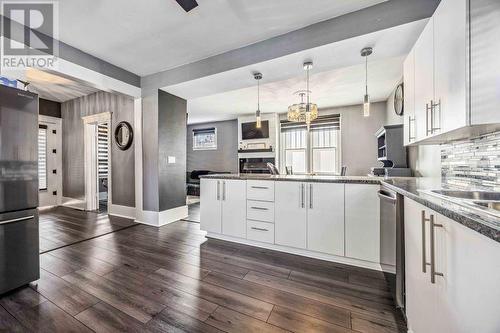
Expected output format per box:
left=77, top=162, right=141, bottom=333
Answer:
left=434, top=0, right=467, bottom=134
left=221, top=180, right=247, bottom=238
left=200, top=179, right=221, bottom=233
left=345, top=184, right=380, bottom=262
left=404, top=199, right=438, bottom=333
left=403, top=49, right=416, bottom=146
left=275, top=181, right=307, bottom=249
left=434, top=212, right=500, bottom=333
left=307, top=183, right=345, bottom=256
left=414, top=19, right=435, bottom=140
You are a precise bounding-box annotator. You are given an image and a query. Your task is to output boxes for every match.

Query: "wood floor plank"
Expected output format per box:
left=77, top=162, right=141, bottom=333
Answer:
left=40, top=253, right=83, bottom=277
left=104, top=267, right=218, bottom=321
left=75, top=301, right=146, bottom=333
left=49, top=247, right=117, bottom=276
left=206, top=306, right=288, bottom=333
left=244, top=271, right=401, bottom=324
left=203, top=271, right=351, bottom=328
left=0, top=287, right=47, bottom=314
left=146, top=306, right=223, bottom=333
left=267, top=306, right=353, bottom=333
left=0, top=305, right=28, bottom=332
left=150, top=268, right=274, bottom=321
left=30, top=269, right=100, bottom=316
left=62, top=269, right=165, bottom=323
left=350, top=312, right=406, bottom=333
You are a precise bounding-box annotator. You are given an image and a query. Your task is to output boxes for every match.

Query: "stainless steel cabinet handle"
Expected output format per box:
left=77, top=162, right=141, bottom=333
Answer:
left=251, top=227, right=269, bottom=232
left=222, top=181, right=226, bottom=201
left=309, top=184, right=313, bottom=209
left=300, top=184, right=305, bottom=208
left=250, top=206, right=268, bottom=211
left=426, top=102, right=432, bottom=136
left=408, top=116, right=416, bottom=141
left=216, top=181, right=220, bottom=201
left=378, top=190, right=397, bottom=203
left=430, top=215, right=444, bottom=284
left=251, top=186, right=268, bottom=189
left=0, top=215, right=35, bottom=225
left=431, top=99, right=441, bottom=134
left=421, top=210, right=431, bottom=273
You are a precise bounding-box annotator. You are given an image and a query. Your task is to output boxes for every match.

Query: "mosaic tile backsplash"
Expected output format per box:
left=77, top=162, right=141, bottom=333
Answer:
left=441, top=131, right=500, bottom=190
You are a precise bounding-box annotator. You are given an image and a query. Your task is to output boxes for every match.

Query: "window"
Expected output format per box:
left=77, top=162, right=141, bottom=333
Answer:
left=193, top=127, right=217, bottom=150
left=280, top=114, right=341, bottom=175
left=38, top=125, right=47, bottom=190
left=97, top=123, right=109, bottom=179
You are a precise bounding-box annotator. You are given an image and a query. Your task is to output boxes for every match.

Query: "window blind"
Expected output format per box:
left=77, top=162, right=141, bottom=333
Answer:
left=97, top=124, right=109, bottom=179
left=38, top=125, right=47, bottom=190
left=280, top=114, right=341, bottom=131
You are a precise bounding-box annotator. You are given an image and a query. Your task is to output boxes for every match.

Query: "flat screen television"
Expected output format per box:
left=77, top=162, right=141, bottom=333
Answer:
left=241, top=121, right=269, bottom=140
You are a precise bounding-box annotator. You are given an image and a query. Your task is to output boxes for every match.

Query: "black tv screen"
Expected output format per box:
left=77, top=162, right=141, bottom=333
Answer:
left=242, top=121, right=269, bottom=140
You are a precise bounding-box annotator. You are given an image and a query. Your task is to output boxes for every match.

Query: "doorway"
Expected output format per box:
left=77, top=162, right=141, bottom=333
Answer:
left=83, top=112, right=111, bottom=213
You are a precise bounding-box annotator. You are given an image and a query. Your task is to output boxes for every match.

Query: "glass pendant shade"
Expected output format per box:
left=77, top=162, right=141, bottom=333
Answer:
left=363, top=94, right=370, bottom=117
left=254, top=72, right=263, bottom=127
left=256, top=109, right=262, bottom=128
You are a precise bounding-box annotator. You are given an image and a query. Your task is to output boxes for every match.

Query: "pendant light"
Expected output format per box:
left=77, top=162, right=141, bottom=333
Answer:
left=287, top=61, right=318, bottom=130
left=361, top=47, right=373, bottom=117
left=254, top=72, right=262, bottom=128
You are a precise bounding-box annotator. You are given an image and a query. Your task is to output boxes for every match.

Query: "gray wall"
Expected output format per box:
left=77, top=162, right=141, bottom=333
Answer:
left=187, top=120, right=238, bottom=174
left=385, top=83, right=441, bottom=177
left=319, top=102, right=387, bottom=176
left=142, top=92, right=159, bottom=211
left=62, top=91, right=136, bottom=207
left=158, top=91, right=187, bottom=212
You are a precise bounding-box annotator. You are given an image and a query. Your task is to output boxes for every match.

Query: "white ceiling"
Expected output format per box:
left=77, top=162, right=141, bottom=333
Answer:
left=21, top=69, right=100, bottom=102
left=163, top=20, right=427, bottom=124
left=58, top=0, right=387, bottom=76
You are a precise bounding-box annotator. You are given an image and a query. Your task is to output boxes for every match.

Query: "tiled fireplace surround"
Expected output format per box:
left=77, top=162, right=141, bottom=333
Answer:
left=441, top=131, right=500, bottom=190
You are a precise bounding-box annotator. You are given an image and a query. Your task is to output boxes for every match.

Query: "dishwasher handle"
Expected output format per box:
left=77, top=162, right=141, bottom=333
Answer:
left=378, top=190, right=397, bottom=203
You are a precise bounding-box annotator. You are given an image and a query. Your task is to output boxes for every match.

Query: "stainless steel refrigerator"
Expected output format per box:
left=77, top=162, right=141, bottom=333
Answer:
left=0, top=84, right=39, bottom=294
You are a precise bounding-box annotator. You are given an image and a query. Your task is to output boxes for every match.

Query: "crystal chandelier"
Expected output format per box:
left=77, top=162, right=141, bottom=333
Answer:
left=287, top=61, right=318, bottom=129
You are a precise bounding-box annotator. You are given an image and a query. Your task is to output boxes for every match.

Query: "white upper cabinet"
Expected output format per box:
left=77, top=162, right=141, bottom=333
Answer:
left=307, top=183, right=345, bottom=256
left=413, top=19, right=435, bottom=141
left=404, top=0, right=500, bottom=144
left=221, top=180, right=247, bottom=238
left=275, top=181, right=307, bottom=249
left=345, top=184, right=380, bottom=263
left=403, top=49, right=416, bottom=146
left=433, top=0, right=467, bottom=133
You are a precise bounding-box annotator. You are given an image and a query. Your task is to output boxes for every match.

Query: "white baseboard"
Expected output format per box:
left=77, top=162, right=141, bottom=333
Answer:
left=206, top=232, right=385, bottom=272
left=135, top=205, right=188, bottom=227
left=109, top=204, right=136, bottom=220
left=61, top=197, right=86, bottom=211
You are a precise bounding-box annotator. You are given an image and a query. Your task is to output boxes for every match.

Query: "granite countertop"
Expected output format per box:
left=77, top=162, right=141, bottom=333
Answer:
left=199, top=173, right=381, bottom=184
left=381, top=178, right=500, bottom=243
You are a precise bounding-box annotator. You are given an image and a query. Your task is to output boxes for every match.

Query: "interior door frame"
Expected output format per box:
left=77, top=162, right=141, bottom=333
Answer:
left=38, top=115, right=62, bottom=208
left=82, top=112, right=112, bottom=212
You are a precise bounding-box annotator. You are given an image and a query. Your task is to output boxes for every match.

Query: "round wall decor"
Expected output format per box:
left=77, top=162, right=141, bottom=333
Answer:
left=394, top=83, right=404, bottom=116
left=114, top=121, right=133, bottom=150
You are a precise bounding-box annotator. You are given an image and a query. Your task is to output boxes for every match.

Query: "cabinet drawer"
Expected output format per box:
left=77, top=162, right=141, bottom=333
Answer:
left=247, top=180, right=274, bottom=202
left=247, top=220, right=274, bottom=244
left=247, top=200, right=274, bottom=223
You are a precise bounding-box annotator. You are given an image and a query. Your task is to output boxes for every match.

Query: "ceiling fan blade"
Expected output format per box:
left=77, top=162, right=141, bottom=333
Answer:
left=175, top=0, right=198, bottom=12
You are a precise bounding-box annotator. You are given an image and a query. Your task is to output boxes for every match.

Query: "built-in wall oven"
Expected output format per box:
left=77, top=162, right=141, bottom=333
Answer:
left=239, top=157, right=275, bottom=174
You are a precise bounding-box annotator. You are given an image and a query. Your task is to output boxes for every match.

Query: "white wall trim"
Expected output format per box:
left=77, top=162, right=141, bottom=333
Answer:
left=109, top=204, right=136, bottom=220
left=61, top=197, right=86, bottom=211
left=135, top=206, right=188, bottom=227
left=206, top=232, right=387, bottom=272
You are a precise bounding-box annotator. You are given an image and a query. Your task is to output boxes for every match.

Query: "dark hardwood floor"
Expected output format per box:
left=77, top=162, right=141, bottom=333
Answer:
left=2, top=210, right=406, bottom=332
left=38, top=206, right=137, bottom=253
left=183, top=202, right=200, bottom=223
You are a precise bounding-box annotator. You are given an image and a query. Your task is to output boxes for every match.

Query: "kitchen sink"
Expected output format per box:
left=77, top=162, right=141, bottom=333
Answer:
left=431, top=190, right=500, bottom=201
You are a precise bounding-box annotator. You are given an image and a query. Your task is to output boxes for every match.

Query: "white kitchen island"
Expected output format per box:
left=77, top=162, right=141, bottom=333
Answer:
left=200, top=174, right=393, bottom=272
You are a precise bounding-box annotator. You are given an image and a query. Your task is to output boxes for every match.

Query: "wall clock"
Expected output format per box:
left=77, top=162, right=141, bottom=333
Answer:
left=394, top=83, right=404, bottom=116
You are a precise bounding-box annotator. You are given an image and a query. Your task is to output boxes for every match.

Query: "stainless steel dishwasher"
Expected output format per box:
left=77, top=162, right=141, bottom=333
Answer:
left=378, top=186, right=405, bottom=315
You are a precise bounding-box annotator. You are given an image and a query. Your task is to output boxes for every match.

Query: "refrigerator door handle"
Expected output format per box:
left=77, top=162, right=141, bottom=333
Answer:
left=0, top=215, right=35, bottom=226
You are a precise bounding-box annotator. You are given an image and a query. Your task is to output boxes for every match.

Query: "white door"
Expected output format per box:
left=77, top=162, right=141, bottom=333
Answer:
left=433, top=0, right=467, bottom=133
left=38, top=116, right=62, bottom=208
left=200, top=179, right=221, bottom=233
left=275, top=181, right=307, bottom=249
left=403, top=49, right=416, bottom=146
left=221, top=180, right=247, bottom=238
left=307, top=183, right=344, bottom=256
left=404, top=199, right=439, bottom=333
left=345, top=184, right=380, bottom=262
left=414, top=19, right=435, bottom=140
